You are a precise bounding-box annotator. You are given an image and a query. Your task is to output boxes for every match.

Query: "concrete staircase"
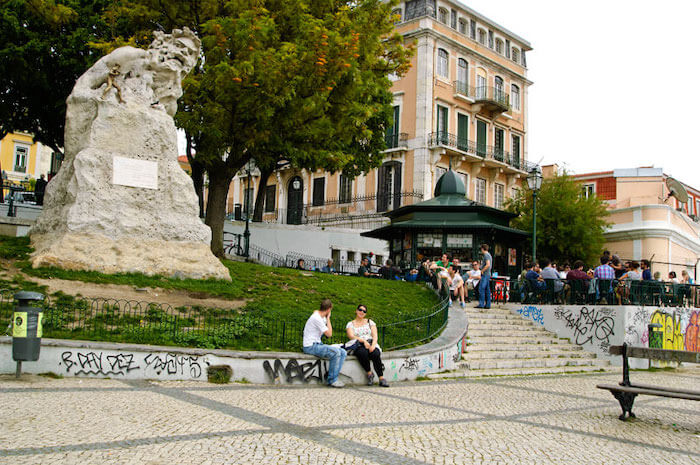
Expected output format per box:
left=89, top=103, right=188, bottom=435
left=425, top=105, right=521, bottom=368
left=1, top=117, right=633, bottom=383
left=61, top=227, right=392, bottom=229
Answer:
left=436, top=305, right=610, bottom=378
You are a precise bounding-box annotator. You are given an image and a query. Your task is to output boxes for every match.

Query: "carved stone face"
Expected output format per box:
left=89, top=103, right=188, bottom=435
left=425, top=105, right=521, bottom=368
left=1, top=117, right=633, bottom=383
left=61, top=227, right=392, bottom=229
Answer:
left=146, top=29, right=200, bottom=116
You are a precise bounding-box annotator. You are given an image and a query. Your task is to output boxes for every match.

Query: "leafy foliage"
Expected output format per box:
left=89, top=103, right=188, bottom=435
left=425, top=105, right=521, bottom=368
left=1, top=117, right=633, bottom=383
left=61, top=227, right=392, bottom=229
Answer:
left=505, top=172, right=610, bottom=265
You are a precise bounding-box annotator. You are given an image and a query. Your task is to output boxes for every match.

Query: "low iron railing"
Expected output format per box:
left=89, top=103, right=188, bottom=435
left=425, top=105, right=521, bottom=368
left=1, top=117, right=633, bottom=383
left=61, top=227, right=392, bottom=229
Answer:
left=385, top=132, right=409, bottom=149
left=0, top=289, right=448, bottom=352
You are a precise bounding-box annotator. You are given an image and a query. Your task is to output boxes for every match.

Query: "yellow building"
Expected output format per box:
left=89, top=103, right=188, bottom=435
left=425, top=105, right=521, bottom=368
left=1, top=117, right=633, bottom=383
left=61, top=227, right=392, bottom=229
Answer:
left=569, top=166, right=700, bottom=279
left=0, top=132, right=58, bottom=184
left=227, top=0, right=534, bottom=228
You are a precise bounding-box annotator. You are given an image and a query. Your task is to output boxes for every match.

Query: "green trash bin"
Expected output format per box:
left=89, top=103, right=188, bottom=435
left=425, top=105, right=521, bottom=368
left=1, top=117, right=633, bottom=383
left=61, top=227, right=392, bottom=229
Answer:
left=12, top=291, right=45, bottom=377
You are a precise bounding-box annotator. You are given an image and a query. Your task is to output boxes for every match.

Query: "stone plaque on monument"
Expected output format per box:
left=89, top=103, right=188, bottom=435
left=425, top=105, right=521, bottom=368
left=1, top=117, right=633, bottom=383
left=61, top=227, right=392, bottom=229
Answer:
left=30, top=28, right=230, bottom=281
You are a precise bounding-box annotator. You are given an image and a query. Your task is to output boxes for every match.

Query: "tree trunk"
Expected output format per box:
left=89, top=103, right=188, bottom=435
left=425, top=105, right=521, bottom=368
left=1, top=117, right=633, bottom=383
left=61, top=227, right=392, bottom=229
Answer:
left=253, top=165, right=274, bottom=222
left=185, top=133, right=206, bottom=218
left=205, top=166, right=233, bottom=258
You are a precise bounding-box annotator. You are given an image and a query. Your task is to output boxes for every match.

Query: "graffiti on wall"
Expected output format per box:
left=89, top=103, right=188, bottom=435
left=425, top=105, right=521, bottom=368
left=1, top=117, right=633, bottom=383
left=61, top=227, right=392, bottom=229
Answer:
left=625, top=308, right=699, bottom=353
left=517, top=306, right=544, bottom=325
left=59, top=351, right=206, bottom=378
left=554, top=306, right=615, bottom=352
left=686, top=311, right=699, bottom=352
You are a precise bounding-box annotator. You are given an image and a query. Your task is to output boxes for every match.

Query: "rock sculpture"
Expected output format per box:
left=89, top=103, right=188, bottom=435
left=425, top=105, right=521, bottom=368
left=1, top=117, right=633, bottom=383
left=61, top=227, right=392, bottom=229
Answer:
left=31, top=28, right=231, bottom=281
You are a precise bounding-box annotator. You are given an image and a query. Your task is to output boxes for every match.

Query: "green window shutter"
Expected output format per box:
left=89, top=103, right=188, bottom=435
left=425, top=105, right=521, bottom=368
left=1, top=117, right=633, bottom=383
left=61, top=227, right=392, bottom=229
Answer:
left=476, top=120, right=487, bottom=157
left=457, top=114, right=468, bottom=151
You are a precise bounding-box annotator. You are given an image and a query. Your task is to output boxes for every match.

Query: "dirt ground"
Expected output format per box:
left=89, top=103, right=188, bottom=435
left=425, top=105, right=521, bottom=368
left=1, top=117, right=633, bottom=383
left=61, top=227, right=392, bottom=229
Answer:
left=16, top=274, right=246, bottom=310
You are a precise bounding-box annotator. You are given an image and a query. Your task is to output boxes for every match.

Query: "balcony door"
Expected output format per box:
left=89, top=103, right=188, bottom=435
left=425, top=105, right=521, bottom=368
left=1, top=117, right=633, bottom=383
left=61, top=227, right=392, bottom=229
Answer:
left=494, top=128, right=504, bottom=162
left=476, top=120, right=487, bottom=157
left=377, top=161, right=402, bottom=212
left=476, top=75, right=486, bottom=99
left=287, top=176, right=304, bottom=225
left=437, top=105, right=448, bottom=144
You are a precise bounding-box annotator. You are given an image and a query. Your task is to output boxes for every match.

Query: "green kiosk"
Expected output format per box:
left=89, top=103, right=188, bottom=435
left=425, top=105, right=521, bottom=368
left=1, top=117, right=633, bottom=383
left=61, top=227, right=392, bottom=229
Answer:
left=361, top=169, right=528, bottom=279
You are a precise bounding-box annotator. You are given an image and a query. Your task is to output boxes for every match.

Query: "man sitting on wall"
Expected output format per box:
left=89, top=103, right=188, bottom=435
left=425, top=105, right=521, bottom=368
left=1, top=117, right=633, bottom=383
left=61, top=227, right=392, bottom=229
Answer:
left=540, top=258, right=564, bottom=302
left=302, top=299, right=346, bottom=388
left=358, top=257, right=379, bottom=278
left=379, top=259, right=401, bottom=280
left=447, top=265, right=466, bottom=308
left=466, top=261, right=481, bottom=302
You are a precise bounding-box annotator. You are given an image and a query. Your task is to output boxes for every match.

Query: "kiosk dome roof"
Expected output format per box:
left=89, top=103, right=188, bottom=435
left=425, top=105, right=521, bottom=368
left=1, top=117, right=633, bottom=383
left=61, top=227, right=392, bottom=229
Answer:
left=434, top=169, right=466, bottom=197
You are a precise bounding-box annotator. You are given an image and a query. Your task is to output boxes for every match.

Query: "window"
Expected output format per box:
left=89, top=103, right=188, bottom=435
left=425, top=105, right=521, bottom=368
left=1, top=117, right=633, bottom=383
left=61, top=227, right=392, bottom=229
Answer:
left=437, top=48, right=449, bottom=78
left=385, top=105, right=400, bottom=148
left=404, top=0, right=437, bottom=21
left=495, top=39, right=503, bottom=54
left=391, top=8, right=402, bottom=24
left=50, top=151, right=63, bottom=175
left=436, top=105, right=448, bottom=144
left=476, top=74, right=486, bottom=98
left=435, top=166, right=447, bottom=190
left=458, top=172, right=469, bottom=196
left=469, top=19, right=476, bottom=39
left=488, top=30, right=494, bottom=49
left=458, top=19, right=467, bottom=34
left=456, top=59, right=468, bottom=94
left=450, top=9, right=457, bottom=29
left=494, top=76, right=505, bottom=103
left=696, top=199, right=700, bottom=218
left=478, top=29, right=486, bottom=45
left=14, top=145, right=28, bottom=173
left=521, top=50, right=527, bottom=67
left=475, top=178, right=486, bottom=204
left=582, top=183, right=595, bottom=198
left=511, top=84, right=520, bottom=111
left=339, top=173, right=352, bottom=204
left=495, top=183, right=505, bottom=209
left=512, top=48, right=520, bottom=64
left=264, top=185, right=276, bottom=212
left=377, top=161, right=402, bottom=212
left=476, top=119, right=487, bottom=156
left=312, top=178, right=325, bottom=206
left=494, top=128, right=504, bottom=161
left=511, top=135, right=521, bottom=168
left=438, top=8, right=448, bottom=23
left=457, top=113, right=468, bottom=151
left=512, top=187, right=519, bottom=199
left=505, top=39, right=511, bottom=58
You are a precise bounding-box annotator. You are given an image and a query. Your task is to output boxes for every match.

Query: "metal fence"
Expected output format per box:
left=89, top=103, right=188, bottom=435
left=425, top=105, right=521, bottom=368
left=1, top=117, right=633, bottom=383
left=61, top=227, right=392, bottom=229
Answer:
left=514, top=278, right=700, bottom=307
left=0, top=289, right=449, bottom=352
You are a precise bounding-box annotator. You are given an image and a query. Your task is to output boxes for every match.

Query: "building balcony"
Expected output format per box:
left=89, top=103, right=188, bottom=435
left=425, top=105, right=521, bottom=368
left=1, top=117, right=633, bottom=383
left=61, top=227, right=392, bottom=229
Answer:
left=453, top=81, right=475, bottom=102
left=427, top=132, right=536, bottom=173
left=473, top=86, right=510, bottom=116
left=384, top=132, right=409, bottom=152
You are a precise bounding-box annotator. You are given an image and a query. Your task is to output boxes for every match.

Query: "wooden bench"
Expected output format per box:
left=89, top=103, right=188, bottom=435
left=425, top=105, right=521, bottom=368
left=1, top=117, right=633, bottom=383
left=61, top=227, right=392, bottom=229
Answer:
left=596, top=344, right=700, bottom=420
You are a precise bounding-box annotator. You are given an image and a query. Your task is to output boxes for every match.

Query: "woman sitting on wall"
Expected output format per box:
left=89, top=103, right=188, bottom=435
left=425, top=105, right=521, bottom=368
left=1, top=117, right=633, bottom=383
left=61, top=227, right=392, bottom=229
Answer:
left=345, top=304, right=389, bottom=387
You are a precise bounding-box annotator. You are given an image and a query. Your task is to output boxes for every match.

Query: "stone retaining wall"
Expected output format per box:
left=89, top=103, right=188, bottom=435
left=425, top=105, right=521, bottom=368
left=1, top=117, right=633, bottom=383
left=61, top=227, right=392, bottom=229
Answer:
left=0, top=307, right=467, bottom=384
left=503, top=303, right=699, bottom=368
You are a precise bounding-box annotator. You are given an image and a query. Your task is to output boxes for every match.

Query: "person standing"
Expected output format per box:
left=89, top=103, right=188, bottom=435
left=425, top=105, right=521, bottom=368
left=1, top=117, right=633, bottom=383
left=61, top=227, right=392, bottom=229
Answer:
left=477, top=243, right=492, bottom=309
left=641, top=259, right=652, bottom=281
left=34, top=174, right=48, bottom=206
left=302, top=299, right=347, bottom=388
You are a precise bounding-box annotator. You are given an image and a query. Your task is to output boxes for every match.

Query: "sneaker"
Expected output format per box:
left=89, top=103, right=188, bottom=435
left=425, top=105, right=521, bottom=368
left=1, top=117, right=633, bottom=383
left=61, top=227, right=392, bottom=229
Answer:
left=460, top=302, right=465, bottom=308
left=379, top=378, right=390, bottom=387
left=329, top=380, right=345, bottom=388
left=367, top=373, right=374, bottom=385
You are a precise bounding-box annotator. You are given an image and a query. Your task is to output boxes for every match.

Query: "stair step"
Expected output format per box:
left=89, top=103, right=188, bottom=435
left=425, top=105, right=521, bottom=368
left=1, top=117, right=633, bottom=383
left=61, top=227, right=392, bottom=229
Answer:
left=463, top=350, right=595, bottom=360
left=468, top=328, right=547, bottom=337
left=429, top=364, right=613, bottom=379
left=460, top=358, right=604, bottom=370
left=468, top=336, right=567, bottom=345
left=466, top=343, right=583, bottom=352
left=468, top=320, right=537, bottom=328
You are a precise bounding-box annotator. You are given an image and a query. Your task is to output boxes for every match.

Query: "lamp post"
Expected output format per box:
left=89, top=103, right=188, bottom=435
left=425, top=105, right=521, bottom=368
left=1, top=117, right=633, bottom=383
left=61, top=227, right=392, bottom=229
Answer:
left=243, top=159, right=254, bottom=258
left=526, top=167, right=543, bottom=264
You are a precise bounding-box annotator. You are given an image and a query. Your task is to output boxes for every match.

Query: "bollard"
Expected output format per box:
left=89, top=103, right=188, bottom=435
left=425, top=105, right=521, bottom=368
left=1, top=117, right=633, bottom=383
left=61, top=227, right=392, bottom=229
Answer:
left=12, top=291, right=45, bottom=378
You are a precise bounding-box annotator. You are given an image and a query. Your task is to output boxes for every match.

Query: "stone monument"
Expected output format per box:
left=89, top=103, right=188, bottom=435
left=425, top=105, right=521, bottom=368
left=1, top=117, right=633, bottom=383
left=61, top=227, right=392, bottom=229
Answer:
left=30, top=28, right=231, bottom=281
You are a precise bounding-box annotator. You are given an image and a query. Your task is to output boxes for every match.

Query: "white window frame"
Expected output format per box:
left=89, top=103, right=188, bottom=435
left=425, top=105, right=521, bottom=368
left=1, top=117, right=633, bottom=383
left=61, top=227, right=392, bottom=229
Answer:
left=494, top=183, right=505, bottom=209
left=438, top=8, right=448, bottom=24
left=475, top=178, right=486, bottom=204
left=434, top=165, right=447, bottom=190
left=495, top=39, right=503, bottom=54
left=511, top=84, right=520, bottom=111
left=512, top=47, right=520, bottom=64
left=582, top=183, right=595, bottom=199
left=457, top=171, right=469, bottom=196
left=13, top=143, right=29, bottom=173
left=478, top=29, right=486, bottom=45
left=437, top=48, right=449, bottom=79
left=696, top=199, right=700, bottom=217
left=458, top=18, right=467, bottom=35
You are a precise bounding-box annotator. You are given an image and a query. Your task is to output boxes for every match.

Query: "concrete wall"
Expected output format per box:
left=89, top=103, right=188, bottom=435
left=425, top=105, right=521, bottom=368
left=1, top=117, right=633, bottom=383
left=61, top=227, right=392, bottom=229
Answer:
left=0, top=307, right=468, bottom=384
left=505, top=304, right=700, bottom=369
left=225, top=221, right=390, bottom=261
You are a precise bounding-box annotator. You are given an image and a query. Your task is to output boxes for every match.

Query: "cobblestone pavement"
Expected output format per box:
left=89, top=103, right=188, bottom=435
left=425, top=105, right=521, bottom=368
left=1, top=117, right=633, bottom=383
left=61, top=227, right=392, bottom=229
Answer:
left=0, top=369, right=698, bottom=464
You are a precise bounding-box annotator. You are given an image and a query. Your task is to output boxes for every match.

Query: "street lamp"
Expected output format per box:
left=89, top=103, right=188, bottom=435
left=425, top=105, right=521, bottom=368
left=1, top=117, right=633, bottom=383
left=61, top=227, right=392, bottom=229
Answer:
left=526, top=166, right=543, bottom=264
left=243, top=159, right=255, bottom=258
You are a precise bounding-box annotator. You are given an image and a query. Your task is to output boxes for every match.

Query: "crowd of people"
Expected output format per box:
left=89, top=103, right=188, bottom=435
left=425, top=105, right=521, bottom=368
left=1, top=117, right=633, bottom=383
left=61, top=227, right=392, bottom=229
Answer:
left=520, top=251, right=695, bottom=305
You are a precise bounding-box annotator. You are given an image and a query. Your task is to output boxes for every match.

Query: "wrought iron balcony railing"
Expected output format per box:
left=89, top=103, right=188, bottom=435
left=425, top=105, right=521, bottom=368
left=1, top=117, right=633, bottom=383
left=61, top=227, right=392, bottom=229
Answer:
left=474, top=86, right=510, bottom=109
left=428, top=132, right=537, bottom=172
left=385, top=132, right=409, bottom=149
left=453, top=81, right=473, bottom=98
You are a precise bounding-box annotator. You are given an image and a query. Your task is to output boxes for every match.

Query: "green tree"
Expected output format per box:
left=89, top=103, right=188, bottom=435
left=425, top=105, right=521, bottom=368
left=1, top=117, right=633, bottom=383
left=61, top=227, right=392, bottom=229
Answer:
left=506, top=172, right=610, bottom=266
left=108, top=0, right=412, bottom=256
left=0, top=0, right=113, bottom=153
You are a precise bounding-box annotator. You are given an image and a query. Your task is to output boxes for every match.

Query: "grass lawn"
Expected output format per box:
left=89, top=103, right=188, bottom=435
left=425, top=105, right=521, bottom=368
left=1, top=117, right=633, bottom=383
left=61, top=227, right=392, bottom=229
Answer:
left=0, top=236, right=443, bottom=351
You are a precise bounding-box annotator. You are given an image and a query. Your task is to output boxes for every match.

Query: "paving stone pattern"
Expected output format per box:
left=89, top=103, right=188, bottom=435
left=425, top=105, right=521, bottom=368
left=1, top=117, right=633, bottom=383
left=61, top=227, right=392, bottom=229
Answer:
left=0, top=369, right=698, bottom=464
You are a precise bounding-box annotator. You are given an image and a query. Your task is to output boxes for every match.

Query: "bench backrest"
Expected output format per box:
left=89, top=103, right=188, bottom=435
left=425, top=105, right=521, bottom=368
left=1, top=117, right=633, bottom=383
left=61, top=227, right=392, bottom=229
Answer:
left=609, top=344, right=700, bottom=364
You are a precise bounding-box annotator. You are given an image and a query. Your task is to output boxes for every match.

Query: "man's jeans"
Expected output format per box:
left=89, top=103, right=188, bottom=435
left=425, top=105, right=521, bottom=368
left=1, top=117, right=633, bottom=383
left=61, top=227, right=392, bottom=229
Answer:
left=478, top=274, right=491, bottom=308
left=303, top=343, right=347, bottom=385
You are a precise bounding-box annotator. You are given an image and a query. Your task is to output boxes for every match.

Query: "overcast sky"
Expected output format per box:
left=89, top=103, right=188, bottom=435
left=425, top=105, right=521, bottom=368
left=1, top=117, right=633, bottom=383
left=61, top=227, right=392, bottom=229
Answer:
left=460, top=0, right=699, bottom=187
